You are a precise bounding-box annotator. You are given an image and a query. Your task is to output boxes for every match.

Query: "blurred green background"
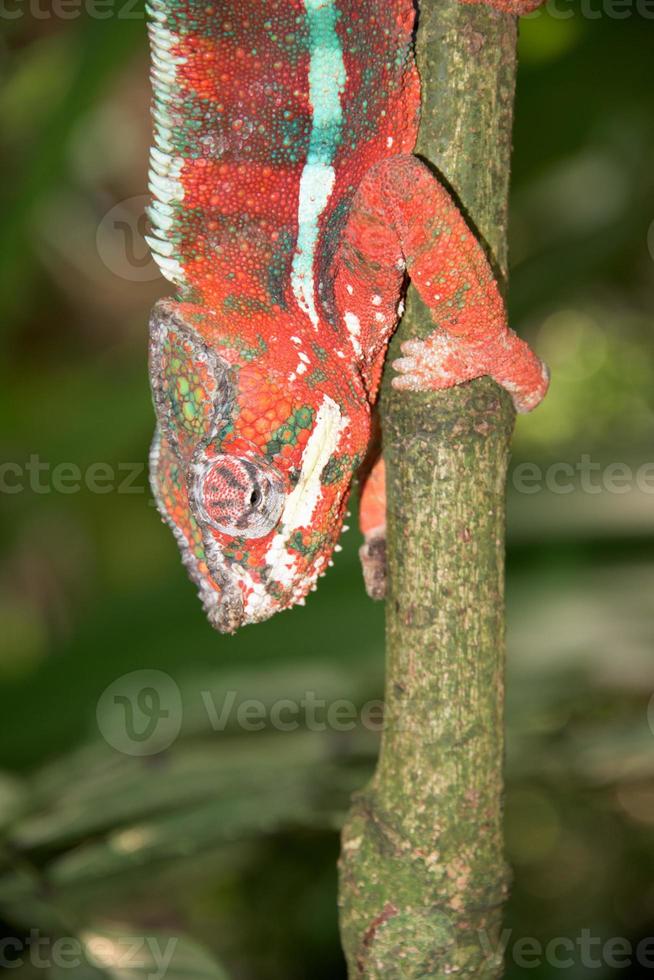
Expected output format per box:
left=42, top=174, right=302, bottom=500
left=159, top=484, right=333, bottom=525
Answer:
left=1, top=5, right=654, bottom=978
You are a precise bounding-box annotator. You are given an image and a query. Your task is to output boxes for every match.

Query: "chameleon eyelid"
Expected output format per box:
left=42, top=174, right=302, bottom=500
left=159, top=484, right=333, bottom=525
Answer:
left=190, top=455, right=285, bottom=540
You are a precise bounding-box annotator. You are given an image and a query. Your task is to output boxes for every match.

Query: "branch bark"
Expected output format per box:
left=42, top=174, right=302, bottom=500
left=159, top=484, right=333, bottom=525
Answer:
left=339, top=2, right=520, bottom=976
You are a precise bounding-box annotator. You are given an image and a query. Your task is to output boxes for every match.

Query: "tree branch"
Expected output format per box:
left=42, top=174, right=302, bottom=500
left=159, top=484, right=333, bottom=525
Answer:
left=339, top=2, right=520, bottom=976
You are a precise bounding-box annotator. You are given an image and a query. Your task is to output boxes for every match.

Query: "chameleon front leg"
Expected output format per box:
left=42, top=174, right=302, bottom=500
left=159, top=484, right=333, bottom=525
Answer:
left=335, top=154, right=548, bottom=596
left=340, top=154, right=549, bottom=412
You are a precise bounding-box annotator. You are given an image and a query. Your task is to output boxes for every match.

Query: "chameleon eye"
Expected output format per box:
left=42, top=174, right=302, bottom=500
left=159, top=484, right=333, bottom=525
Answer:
left=192, top=455, right=284, bottom=539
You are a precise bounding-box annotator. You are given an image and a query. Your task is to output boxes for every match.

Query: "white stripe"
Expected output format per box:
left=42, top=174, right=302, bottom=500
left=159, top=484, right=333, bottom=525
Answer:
left=264, top=395, right=348, bottom=588
left=292, top=163, right=336, bottom=329
left=345, top=311, right=362, bottom=358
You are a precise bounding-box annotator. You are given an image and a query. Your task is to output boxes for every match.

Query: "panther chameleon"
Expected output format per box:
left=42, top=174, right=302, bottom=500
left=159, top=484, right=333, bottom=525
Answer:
left=146, top=0, right=549, bottom=633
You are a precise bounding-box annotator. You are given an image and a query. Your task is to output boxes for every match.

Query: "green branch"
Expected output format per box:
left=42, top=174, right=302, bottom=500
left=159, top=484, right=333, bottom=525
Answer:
left=339, top=2, right=520, bottom=976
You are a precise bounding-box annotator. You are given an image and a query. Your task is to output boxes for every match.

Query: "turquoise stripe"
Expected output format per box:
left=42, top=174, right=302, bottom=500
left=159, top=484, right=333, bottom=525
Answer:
left=304, top=0, right=346, bottom=163
left=291, top=0, right=346, bottom=327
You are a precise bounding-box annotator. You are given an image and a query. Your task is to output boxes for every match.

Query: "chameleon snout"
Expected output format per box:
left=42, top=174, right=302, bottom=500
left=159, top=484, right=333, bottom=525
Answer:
left=204, top=585, right=245, bottom=635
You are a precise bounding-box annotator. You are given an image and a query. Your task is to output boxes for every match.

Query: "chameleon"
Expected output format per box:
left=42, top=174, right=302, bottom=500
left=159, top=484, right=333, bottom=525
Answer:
left=146, top=0, right=549, bottom=633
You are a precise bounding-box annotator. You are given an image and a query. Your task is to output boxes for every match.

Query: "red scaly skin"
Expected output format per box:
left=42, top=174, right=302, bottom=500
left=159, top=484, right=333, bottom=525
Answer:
left=146, top=0, right=548, bottom=633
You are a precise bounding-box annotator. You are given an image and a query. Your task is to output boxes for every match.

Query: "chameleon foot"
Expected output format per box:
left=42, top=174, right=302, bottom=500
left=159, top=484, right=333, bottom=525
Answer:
left=391, top=332, right=549, bottom=414
left=392, top=334, right=481, bottom=394
left=359, top=530, right=387, bottom=601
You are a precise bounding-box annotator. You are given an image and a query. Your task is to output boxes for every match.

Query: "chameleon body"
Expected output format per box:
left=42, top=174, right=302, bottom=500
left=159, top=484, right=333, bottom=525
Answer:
left=146, top=0, right=548, bottom=633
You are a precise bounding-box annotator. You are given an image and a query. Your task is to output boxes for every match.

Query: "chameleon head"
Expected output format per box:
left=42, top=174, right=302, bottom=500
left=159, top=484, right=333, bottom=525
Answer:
left=148, top=300, right=368, bottom=633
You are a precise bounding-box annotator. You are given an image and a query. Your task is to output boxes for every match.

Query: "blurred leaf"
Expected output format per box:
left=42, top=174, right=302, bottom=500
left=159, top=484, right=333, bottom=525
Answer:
left=0, top=33, right=75, bottom=143
left=9, top=733, right=345, bottom=851
left=51, top=929, right=231, bottom=980
left=0, top=7, right=145, bottom=318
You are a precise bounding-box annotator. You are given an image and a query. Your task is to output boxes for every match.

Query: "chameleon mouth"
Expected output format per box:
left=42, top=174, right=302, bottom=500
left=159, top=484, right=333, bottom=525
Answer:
left=203, top=574, right=282, bottom=633
left=203, top=587, right=245, bottom=635
left=195, top=537, right=247, bottom=634
left=176, top=547, right=246, bottom=635
left=187, top=524, right=245, bottom=634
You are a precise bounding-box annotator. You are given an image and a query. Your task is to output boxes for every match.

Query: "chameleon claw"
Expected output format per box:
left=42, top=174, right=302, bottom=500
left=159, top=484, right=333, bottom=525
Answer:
left=391, top=374, right=419, bottom=390
left=399, top=339, right=423, bottom=356
left=392, top=355, right=418, bottom=374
